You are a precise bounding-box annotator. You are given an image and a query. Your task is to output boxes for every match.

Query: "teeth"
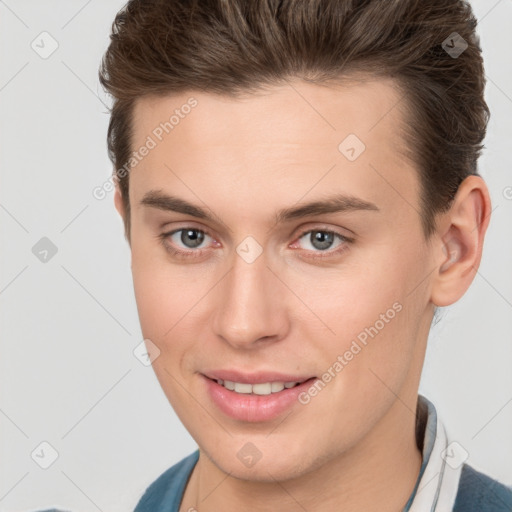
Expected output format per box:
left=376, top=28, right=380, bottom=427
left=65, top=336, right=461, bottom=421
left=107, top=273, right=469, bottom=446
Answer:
left=216, top=379, right=301, bottom=394
left=252, top=383, right=272, bottom=395
left=223, top=380, right=235, bottom=391
left=234, top=382, right=252, bottom=394
left=271, top=382, right=285, bottom=392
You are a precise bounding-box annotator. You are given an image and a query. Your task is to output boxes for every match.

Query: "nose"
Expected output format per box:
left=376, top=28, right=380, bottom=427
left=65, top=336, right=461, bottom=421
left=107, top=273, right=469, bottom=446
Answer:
left=211, top=244, right=289, bottom=350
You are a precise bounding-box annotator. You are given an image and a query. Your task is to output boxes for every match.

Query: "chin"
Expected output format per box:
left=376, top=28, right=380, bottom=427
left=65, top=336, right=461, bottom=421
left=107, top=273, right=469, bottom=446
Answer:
left=201, top=439, right=321, bottom=483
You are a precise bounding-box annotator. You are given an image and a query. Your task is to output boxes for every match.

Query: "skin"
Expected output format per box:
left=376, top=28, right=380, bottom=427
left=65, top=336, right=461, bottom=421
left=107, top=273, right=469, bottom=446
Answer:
left=114, top=77, right=491, bottom=511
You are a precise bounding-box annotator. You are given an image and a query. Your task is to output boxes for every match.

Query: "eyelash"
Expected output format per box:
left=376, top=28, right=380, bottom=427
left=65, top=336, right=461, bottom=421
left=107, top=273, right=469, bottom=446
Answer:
left=158, top=226, right=353, bottom=260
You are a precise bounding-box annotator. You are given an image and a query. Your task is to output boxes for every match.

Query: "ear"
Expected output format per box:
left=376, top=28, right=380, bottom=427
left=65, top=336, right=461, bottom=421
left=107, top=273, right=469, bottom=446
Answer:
left=114, top=180, right=125, bottom=220
left=114, top=181, right=131, bottom=247
left=430, top=175, right=491, bottom=307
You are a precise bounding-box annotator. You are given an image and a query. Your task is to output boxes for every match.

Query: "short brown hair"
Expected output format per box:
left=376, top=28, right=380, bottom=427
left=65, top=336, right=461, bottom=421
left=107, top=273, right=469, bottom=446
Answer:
left=99, top=0, right=489, bottom=242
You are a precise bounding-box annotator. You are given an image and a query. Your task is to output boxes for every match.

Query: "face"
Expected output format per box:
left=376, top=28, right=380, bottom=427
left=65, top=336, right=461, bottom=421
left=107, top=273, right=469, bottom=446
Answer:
left=123, top=78, right=437, bottom=481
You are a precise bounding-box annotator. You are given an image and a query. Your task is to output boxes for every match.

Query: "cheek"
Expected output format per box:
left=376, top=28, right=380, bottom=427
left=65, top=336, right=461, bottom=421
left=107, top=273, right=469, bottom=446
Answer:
left=292, top=259, right=405, bottom=339
left=131, top=240, right=186, bottom=341
left=302, top=244, right=428, bottom=383
left=130, top=239, right=216, bottom=366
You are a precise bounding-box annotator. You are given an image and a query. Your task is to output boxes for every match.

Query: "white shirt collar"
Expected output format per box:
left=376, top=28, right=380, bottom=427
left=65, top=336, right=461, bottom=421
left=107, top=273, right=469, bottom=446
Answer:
left=405, top=395, right=464, bottom=512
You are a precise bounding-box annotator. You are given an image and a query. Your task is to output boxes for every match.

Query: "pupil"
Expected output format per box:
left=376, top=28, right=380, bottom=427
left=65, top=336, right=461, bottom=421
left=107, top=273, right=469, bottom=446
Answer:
left=312, top=231, right=333, bottom=250
left=182, top=229, right=204, bottom=248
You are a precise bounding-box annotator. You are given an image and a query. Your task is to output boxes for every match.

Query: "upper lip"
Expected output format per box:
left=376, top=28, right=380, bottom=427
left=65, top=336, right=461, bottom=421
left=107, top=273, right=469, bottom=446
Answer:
left=202, top=370, right=316, bottom=384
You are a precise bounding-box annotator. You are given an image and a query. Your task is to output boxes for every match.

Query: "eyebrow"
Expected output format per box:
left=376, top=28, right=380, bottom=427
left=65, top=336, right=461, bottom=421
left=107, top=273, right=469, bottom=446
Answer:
left=140, top=190, right=379, bottom=229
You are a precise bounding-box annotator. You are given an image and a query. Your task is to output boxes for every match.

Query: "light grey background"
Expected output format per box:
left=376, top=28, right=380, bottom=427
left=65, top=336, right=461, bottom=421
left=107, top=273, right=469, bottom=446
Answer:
left=0, top=1, right=511, bottom=511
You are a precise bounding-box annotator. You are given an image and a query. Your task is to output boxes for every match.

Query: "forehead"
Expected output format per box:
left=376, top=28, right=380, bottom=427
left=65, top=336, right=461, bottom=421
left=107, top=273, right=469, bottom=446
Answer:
left=128, top=77, right=419, bottom=225
left=132, top=76, right=407, bottom=147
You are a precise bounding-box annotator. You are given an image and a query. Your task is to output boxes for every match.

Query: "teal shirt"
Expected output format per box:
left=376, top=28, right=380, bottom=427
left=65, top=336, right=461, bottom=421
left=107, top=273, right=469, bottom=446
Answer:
left=133, top=452, right=512, bottom=511
left=133, top=396, right=512, bottom=512
left=35, top=395, right=512, bottom=511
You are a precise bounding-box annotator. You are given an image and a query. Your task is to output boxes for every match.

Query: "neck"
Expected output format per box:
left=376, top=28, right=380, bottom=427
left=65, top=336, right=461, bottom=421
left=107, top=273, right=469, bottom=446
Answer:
left=180, top=394, right=423, bottom=512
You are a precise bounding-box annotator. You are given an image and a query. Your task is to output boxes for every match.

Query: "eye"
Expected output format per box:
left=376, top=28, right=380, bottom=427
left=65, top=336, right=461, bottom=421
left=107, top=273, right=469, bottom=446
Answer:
left=291, top=228, right=352, bottom=259
left=158, top=227, right=216, bottom=258
left=170, top=228, right=209, bottom=249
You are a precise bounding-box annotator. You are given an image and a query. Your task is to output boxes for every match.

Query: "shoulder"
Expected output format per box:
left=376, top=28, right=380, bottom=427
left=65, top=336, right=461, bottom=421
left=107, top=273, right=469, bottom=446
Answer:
left=134, top=450, right=200, bottom=512
left=453, top=463, right=512, bottom=512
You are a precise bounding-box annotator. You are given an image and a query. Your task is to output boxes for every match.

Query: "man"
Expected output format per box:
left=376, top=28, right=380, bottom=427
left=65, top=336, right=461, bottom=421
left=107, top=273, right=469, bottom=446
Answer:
left=98, top=0, right=512, bottom=510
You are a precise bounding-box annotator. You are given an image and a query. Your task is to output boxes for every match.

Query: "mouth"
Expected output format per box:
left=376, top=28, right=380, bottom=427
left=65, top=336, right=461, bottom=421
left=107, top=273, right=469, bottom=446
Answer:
left=202, top=372, right=318, bottom=422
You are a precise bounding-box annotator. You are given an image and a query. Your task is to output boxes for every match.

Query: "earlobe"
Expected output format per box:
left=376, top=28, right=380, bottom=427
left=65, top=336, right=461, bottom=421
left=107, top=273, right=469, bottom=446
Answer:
left=430, top=175, right=491, bottom=307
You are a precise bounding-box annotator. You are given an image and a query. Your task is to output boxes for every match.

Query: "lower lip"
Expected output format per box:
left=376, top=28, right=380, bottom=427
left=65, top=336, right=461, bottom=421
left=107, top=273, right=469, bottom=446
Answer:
left=203, top=375, right=317, bottom=422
